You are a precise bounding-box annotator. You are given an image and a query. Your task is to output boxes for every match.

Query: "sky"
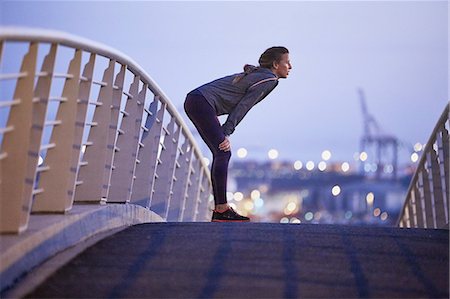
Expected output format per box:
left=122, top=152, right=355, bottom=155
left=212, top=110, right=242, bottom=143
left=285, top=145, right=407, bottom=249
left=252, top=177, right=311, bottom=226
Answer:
left=1, top=0, right=448, bottom=165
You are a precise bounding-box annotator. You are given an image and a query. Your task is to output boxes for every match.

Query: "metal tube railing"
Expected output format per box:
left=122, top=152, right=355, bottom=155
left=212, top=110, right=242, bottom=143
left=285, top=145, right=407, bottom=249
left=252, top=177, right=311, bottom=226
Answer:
left=0, top=27, right=212, bottom=233
left=397, top=103, right=449, bottom=229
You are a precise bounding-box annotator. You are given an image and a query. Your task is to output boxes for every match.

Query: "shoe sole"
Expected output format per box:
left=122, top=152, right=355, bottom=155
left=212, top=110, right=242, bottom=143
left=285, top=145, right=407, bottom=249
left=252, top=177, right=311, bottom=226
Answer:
left=211, top=219, right=250, bottom=223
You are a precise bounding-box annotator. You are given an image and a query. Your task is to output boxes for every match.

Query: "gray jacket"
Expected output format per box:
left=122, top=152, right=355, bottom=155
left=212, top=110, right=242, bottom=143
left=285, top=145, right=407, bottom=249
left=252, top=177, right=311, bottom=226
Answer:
left=195, top=66, right=279, bottom=136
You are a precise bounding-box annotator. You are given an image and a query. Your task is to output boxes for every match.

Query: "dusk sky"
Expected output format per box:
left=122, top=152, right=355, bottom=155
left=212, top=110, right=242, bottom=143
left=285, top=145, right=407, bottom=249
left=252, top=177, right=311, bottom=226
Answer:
left=1, top=1, right=448, bottom=165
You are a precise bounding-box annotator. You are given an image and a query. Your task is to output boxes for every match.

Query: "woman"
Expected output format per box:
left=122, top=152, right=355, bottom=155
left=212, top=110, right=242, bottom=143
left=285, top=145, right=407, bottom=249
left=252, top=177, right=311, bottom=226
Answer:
left=184, top=46, right=292, bottom=222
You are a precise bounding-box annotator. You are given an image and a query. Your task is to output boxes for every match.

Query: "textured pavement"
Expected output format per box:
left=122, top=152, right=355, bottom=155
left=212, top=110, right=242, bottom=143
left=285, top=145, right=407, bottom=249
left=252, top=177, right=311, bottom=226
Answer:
left=25, top=223, right=448, bottom=298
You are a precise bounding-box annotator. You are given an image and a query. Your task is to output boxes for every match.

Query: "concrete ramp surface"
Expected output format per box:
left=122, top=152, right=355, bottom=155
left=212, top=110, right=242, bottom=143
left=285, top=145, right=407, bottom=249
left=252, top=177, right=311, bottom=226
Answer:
left=25, top=223, right=448, bottom=298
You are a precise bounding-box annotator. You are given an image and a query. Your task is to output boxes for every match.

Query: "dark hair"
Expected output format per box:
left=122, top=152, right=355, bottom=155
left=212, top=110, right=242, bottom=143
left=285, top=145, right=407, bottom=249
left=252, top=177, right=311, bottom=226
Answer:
left=232, top=46, right=289, bottom=84
left=259, top=46, right=289, bottom=69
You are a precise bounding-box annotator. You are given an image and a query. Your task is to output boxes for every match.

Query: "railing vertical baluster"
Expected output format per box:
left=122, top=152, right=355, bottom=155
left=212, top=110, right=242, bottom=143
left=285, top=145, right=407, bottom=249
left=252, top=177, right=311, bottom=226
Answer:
left=192, top=170, right=204, bottom=222
left=131, top=98, right=165, bottom=207
left=196, top=170, right=212, bottom=222
left=33, top=48, right=82, bottom=212
left=26, top=43, right=58, bottom=215
left=410, top=187, right=418, bottom=227
left=74, top=60, right=115, bottom=202
left=108, top=75, right=144, bottom=203
left=152, top=119, right=181, bottom=218
left=403, top=205, right=410, bottom=228
left=437, top=126, right=449, bottom=225
left=71, top=53, right=96, bottom=203
left=129, top=84, right=148, bottom=199
left=183, top=157, right=202, bottom=221
left=417, top=172, right=428, bottom=228
left=428, top=144, right=445, bottom=228
left=167, top=139, right=191, bottom=221
left=103, top=65, right=126, bottom=200
left=0, top=42, right=38, bottom=233
left=425, top=151, right=437, bottom=228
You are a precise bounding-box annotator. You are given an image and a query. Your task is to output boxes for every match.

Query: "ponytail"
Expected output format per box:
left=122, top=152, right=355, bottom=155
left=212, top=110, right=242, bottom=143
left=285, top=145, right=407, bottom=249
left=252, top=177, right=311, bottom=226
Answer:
left=232, top=46, right=289, bottom=84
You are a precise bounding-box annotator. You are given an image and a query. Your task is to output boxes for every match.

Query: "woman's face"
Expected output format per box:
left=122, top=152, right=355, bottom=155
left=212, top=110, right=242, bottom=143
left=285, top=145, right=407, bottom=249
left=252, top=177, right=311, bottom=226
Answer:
left=273, top=53, right=292, bottom=79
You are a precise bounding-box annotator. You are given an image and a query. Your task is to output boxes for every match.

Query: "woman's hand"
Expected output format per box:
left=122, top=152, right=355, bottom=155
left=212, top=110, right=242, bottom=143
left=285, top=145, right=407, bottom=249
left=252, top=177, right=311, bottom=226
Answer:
left=219, top=136, right=231, bottom=152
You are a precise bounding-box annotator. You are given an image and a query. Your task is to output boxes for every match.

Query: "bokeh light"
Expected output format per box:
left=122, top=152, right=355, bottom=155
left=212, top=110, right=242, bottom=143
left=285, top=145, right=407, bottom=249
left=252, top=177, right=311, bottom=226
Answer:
left=237, top=147, right=248, bottom=158
left=332, top=185, right=341, bottom=196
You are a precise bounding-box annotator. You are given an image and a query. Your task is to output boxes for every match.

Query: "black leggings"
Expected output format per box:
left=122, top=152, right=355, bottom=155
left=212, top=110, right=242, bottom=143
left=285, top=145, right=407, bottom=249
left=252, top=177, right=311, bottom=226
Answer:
left=184, top=91, right=231, bottom=205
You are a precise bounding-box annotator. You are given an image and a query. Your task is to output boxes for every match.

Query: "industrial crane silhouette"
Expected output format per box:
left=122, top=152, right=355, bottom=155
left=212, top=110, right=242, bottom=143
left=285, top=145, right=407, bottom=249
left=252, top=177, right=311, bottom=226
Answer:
left=358, top=88, right=399, bottom=180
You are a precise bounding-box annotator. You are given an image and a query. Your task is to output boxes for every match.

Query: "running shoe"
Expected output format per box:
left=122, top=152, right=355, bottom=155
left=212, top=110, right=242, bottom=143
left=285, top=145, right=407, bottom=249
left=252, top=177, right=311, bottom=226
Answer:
left=211, top=207, right=250, bottom=222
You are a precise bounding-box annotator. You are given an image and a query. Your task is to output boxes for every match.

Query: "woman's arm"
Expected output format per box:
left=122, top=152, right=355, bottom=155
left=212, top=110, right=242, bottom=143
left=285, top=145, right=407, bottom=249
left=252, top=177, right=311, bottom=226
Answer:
left=222, top=80, right=278, bottom=136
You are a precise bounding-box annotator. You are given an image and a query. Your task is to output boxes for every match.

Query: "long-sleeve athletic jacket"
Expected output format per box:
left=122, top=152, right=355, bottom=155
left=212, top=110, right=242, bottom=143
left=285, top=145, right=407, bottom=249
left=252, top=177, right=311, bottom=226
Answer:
left=194, top=66, right=279, bottom=136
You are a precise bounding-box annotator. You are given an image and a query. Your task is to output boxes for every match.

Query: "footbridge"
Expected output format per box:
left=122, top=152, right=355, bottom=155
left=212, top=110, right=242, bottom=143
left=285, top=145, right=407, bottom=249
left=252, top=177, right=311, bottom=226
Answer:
left=0, top=28, right=448, bottom=298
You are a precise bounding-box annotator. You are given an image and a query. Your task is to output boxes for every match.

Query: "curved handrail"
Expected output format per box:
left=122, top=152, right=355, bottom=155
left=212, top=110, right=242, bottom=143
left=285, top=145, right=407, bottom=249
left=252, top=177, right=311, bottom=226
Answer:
left=0, top=26, right=210, bottom=178
left=397, top=103, right=449, bottom=229
left=0, top=27, right=212, bottom=233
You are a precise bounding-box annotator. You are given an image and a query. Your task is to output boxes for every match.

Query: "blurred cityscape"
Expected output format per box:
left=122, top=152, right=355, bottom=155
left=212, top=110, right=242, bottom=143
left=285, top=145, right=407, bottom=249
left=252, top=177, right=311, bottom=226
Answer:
left=208, top=89, right=424, bottom=226
left=225, top=155, right=418, bottom=226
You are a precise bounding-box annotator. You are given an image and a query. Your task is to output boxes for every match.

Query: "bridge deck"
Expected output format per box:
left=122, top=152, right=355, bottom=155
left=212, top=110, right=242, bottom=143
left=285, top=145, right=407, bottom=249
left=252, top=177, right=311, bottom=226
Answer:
left=25, top=223, right=448, bottom=298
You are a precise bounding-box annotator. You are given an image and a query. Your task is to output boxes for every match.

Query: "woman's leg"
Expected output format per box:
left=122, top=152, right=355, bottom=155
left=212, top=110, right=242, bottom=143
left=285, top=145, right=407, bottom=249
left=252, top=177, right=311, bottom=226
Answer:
left=184, top=93, right=231, bottom=206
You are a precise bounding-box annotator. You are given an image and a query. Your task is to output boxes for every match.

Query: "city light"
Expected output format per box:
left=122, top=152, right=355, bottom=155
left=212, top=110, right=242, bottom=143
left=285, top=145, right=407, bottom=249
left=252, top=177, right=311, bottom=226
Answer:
left=293, top=160, right=303, bottom=170
left=268, top=149, right=279, bottom=160
left=414, top=142, right=423, bottom=152
left=345, top=211, right=353, bottom=219
left=280, top=217, right=289, bottom=224
left=233, top=192, right=244, bottom=201
left=373, top=208, right=381, bottom=217
left=237, top=147, right=248, bottom=158
left=380, top=212, right=388, bottom=221
left=321, top=150, right=332, bottom=161
left=251, top=190, right=260, bottom=200
left=359, top=151, right=368, bottom=161
left=244, top=201, right=254, bottom=211
left=254, top=198, right=264, bottom=208
left=384, top=164, right=394, bottom=173
left=306, top=161, right=315, bottom=171
left=411, top=152, right=419, bottom=163
left=285, top=202, right=297, bottom=215
left=314, top=211, right=322, bottom=220
left=229, top=203, right=237, bottom=210
left=290, top=217, right=301, bottom=224
left=332, top=185, right=341, bottom=196
left=353, top=152, right=360, bottom=161
left=305, top=212, right=314, bottom=221
left=318, top=161, right=327, bottom=172
left=366, top=192, right=374, bottom=206
left=341, top=162, right=350, bottom=172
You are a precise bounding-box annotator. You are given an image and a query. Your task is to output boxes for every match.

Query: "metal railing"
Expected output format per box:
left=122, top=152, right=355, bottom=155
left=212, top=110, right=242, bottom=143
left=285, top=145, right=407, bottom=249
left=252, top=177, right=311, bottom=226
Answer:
left=398, top=103, right=449, bottom=229
left=0, top=27, right=212, bottom=233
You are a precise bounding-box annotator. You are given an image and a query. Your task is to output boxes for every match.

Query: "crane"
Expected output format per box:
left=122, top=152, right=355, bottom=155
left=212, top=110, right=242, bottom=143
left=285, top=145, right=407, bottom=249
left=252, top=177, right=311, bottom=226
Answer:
left=358, top=88, right=399, bottom=180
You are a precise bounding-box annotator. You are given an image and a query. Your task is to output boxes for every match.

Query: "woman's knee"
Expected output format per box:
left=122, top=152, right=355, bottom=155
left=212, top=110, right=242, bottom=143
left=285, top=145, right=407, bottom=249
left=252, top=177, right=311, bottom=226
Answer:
left=215, top=149, right=232, bottom=161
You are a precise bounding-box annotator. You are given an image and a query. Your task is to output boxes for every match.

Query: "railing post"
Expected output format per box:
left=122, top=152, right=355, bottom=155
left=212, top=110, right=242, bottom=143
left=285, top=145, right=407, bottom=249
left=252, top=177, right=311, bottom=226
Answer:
left=74, top=60, right=115, bottom=203
left=108, top=75, right=145, bottom=203
left=152, top=119, right=181, bottom=218
left=183, top=156, right=202, bottom=221
left=436, top=126, right=449, bottom=226
left=167, top=138, right=191, bottom=221
left=33, top=47, right=82, bottom=212
left=70, top=53, right=96, bottom=205
left=131, top=98, right=165, bottom=207
left=0, top=42, right=38, bottom=233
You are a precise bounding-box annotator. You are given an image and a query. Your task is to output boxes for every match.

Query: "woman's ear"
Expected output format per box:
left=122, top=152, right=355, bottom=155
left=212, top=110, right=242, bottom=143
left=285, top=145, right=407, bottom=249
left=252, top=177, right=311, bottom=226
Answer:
left=272, top=60, right=279, bottom=70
